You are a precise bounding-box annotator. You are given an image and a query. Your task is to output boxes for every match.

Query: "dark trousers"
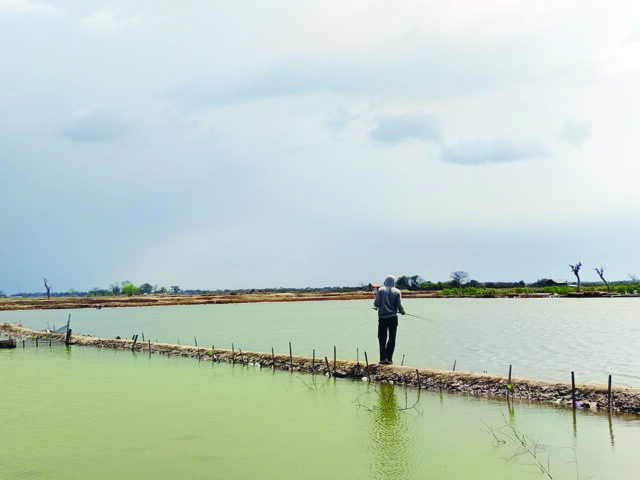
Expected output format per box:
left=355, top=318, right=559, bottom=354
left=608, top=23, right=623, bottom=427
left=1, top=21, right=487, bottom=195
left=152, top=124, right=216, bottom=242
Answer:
left=378, top=316, right=398, bottom=363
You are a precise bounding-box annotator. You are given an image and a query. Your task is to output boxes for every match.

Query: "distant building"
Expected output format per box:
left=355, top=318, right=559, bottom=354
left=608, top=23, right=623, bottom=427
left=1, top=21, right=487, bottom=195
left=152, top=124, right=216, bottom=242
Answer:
left=364, top=282, right=383, bottom=292
left=547, top=279, right=568, bottom=286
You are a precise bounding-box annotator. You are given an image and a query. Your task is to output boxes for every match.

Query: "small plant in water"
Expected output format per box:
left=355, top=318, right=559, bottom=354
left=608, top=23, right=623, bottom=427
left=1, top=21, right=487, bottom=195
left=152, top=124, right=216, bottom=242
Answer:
left=210, top=349, right=215, bottom=355
left=507, top=383, right=513, bottom=391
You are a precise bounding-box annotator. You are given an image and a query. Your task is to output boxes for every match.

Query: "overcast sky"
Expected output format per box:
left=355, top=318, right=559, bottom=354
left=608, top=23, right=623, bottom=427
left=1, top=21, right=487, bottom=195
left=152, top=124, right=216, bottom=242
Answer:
left=2, top=0, right=640, bottom=293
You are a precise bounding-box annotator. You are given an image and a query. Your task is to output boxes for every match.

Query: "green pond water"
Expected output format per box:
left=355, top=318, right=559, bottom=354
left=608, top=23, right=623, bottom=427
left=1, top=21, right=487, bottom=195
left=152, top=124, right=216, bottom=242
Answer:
left=3, top=297, right=640, bottom=385
left=2, top=342, right=639, bottom=479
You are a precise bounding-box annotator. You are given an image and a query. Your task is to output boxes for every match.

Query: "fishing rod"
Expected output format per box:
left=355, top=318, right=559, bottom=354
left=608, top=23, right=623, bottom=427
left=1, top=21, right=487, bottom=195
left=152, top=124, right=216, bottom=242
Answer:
left=403, top=312, right=431, bottom=322
left=371, top=308, right=430, bottom=322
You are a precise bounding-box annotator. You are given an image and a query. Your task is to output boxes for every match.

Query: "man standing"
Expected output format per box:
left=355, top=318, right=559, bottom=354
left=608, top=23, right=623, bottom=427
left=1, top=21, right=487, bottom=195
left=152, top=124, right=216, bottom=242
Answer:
left=374, top=275, right=405, bottom=365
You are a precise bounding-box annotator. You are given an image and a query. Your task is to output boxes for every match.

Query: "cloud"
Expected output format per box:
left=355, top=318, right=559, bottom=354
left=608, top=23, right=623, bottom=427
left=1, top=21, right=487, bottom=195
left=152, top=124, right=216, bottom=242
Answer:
left=441, top=139, right=548, bottom=165
left=370, top=113, right=442, bottom=144
left=324, top=106, right=358, bottom=131
left=0, top=0, right=61, bottom=15
left=78, top=9, right=144, bottom=34
left=559, top=121, right=591, bottom=147
left=58, top=110, right=130, bottom=143
left=169, top=27, right=587, bottom=109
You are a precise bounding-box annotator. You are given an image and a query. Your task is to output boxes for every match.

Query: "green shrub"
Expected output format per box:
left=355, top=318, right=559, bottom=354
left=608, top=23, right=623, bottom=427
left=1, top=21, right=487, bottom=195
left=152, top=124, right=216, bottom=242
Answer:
left=122, top=283, right=139, bottom=296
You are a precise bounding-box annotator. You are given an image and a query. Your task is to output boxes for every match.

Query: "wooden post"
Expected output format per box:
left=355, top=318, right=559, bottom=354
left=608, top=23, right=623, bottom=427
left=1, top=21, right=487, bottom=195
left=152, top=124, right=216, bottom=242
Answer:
left=364, top=351, right=370, bottom=382
left=132, top=334, right=138, bottom=350
left=232, top=343, right=235, bottom=365
left=148, top=340, right=151, bottom=354
left=401, top=354, right=405, bottom=366
left=416, top=369, right=421, bottom=390
left=65, top=328, right=72, bottom=346
left=608, top=374, right=612, bottom=409
left=195, top=337, right=199, bottom=360
left=333, top=345, right=336, bottom=376
left=36, top=337, right=38, bottom=348
left=571, top=371, right=576, bottom=408
left=22, top=339, right=25, bottom=348
left=312, top=349, right=315, bottom=372
left=271, top=347, right=275, bottom=371
left=324, top=356, right=331, bottom=378
left=289, top=342, right=293, bottom=372
left=508, top=364, right=512, bottom=396
left=356, top=348, right=359, bottom=365
left=453, top=360, right=456, bottom=371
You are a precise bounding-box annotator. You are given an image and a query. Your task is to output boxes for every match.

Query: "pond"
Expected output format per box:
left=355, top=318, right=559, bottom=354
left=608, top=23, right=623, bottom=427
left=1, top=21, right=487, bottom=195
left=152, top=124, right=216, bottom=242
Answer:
left=1, top=342, right=638, bottom=479
left=2, top=297, right=638, bottom=385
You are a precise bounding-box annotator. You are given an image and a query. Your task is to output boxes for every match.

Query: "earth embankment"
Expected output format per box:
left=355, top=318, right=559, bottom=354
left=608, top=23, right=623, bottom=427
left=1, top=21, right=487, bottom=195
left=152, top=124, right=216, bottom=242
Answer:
left=3, top=323, right=639, bottom=416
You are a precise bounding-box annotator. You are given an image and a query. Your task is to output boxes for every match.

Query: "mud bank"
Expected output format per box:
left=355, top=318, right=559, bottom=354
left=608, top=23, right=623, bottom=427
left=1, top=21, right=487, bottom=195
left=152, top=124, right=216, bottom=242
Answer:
left=0, top=291, right=562, bottom=312
left=4, top=323, right=640, bottom=415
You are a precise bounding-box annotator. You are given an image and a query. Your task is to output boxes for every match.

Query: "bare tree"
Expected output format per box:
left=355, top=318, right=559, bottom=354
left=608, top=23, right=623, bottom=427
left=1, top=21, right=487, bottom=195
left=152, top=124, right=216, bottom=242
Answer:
left=569, top=262, right=582, bottom=292
left=44, top=277, right=51, bottom=299
left=449, top=271, right=469, bottom=287
left=629, top=274, right=638, bottom=284
left=594, top=266, right=610, bottom=292
left=171, top=285, right=180, bottom=294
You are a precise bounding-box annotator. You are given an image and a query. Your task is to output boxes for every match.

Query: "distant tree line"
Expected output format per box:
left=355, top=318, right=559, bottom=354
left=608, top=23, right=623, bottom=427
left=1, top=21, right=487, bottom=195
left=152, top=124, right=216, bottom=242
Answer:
left=393, top=268, right=638, bottom=294
left=2, top=266, right=638, bottom=298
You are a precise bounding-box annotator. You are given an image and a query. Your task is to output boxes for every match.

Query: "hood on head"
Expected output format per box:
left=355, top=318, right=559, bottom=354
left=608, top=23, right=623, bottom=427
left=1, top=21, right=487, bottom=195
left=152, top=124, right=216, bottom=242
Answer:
left=383, top=275, right=397, bottom=288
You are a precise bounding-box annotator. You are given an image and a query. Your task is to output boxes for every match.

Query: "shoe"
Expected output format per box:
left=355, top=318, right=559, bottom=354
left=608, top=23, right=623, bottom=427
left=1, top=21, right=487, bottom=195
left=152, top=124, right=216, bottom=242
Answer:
left=381, top=359, right=392, bottom=365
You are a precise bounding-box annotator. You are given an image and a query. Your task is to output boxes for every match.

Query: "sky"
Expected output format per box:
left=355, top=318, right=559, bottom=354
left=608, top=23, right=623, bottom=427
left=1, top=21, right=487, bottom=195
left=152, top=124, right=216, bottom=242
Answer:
left=1, top=0, right=640, bottom=293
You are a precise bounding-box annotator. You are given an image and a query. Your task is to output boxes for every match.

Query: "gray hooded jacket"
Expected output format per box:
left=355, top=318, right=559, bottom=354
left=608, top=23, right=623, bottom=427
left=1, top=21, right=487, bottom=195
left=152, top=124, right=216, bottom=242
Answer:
left=374, top=275, right=405, bottom=318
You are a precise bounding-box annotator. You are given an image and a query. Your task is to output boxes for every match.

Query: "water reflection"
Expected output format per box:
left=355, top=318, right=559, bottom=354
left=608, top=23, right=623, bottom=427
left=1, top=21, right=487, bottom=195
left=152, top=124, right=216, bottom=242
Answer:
left=365, top=383, right=414, bottom=480
left=608, top=411, right=615, bottom=447
left=506, top=395, right=515, bottom=421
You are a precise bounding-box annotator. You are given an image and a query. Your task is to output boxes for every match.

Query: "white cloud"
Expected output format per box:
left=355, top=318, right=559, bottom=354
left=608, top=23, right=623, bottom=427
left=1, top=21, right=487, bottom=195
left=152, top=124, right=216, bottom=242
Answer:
left=58, top=109, right=130, bottom=143
left=560, top=121, right=591, bottom=147
left=324, top=106, right=358, bottom=131
left=441, top=139, right=548, bottom=165
left=78, top=9, right=144, bottom=34
left=0, top=0, right=61, bottom=15
left=370, top=113, right=442, bottom=144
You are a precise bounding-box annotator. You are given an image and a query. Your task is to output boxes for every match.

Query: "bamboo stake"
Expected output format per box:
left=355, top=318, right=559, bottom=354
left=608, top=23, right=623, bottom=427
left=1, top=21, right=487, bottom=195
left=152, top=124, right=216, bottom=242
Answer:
left=364, top=351, right=370, bottom=383
left=289, top=342, right=293, bottom=372
left=333, top=345, right=336, bottom=375
left=608, top=374, right=612, bottom=409
left=324, top=356, right=331, bottom=378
